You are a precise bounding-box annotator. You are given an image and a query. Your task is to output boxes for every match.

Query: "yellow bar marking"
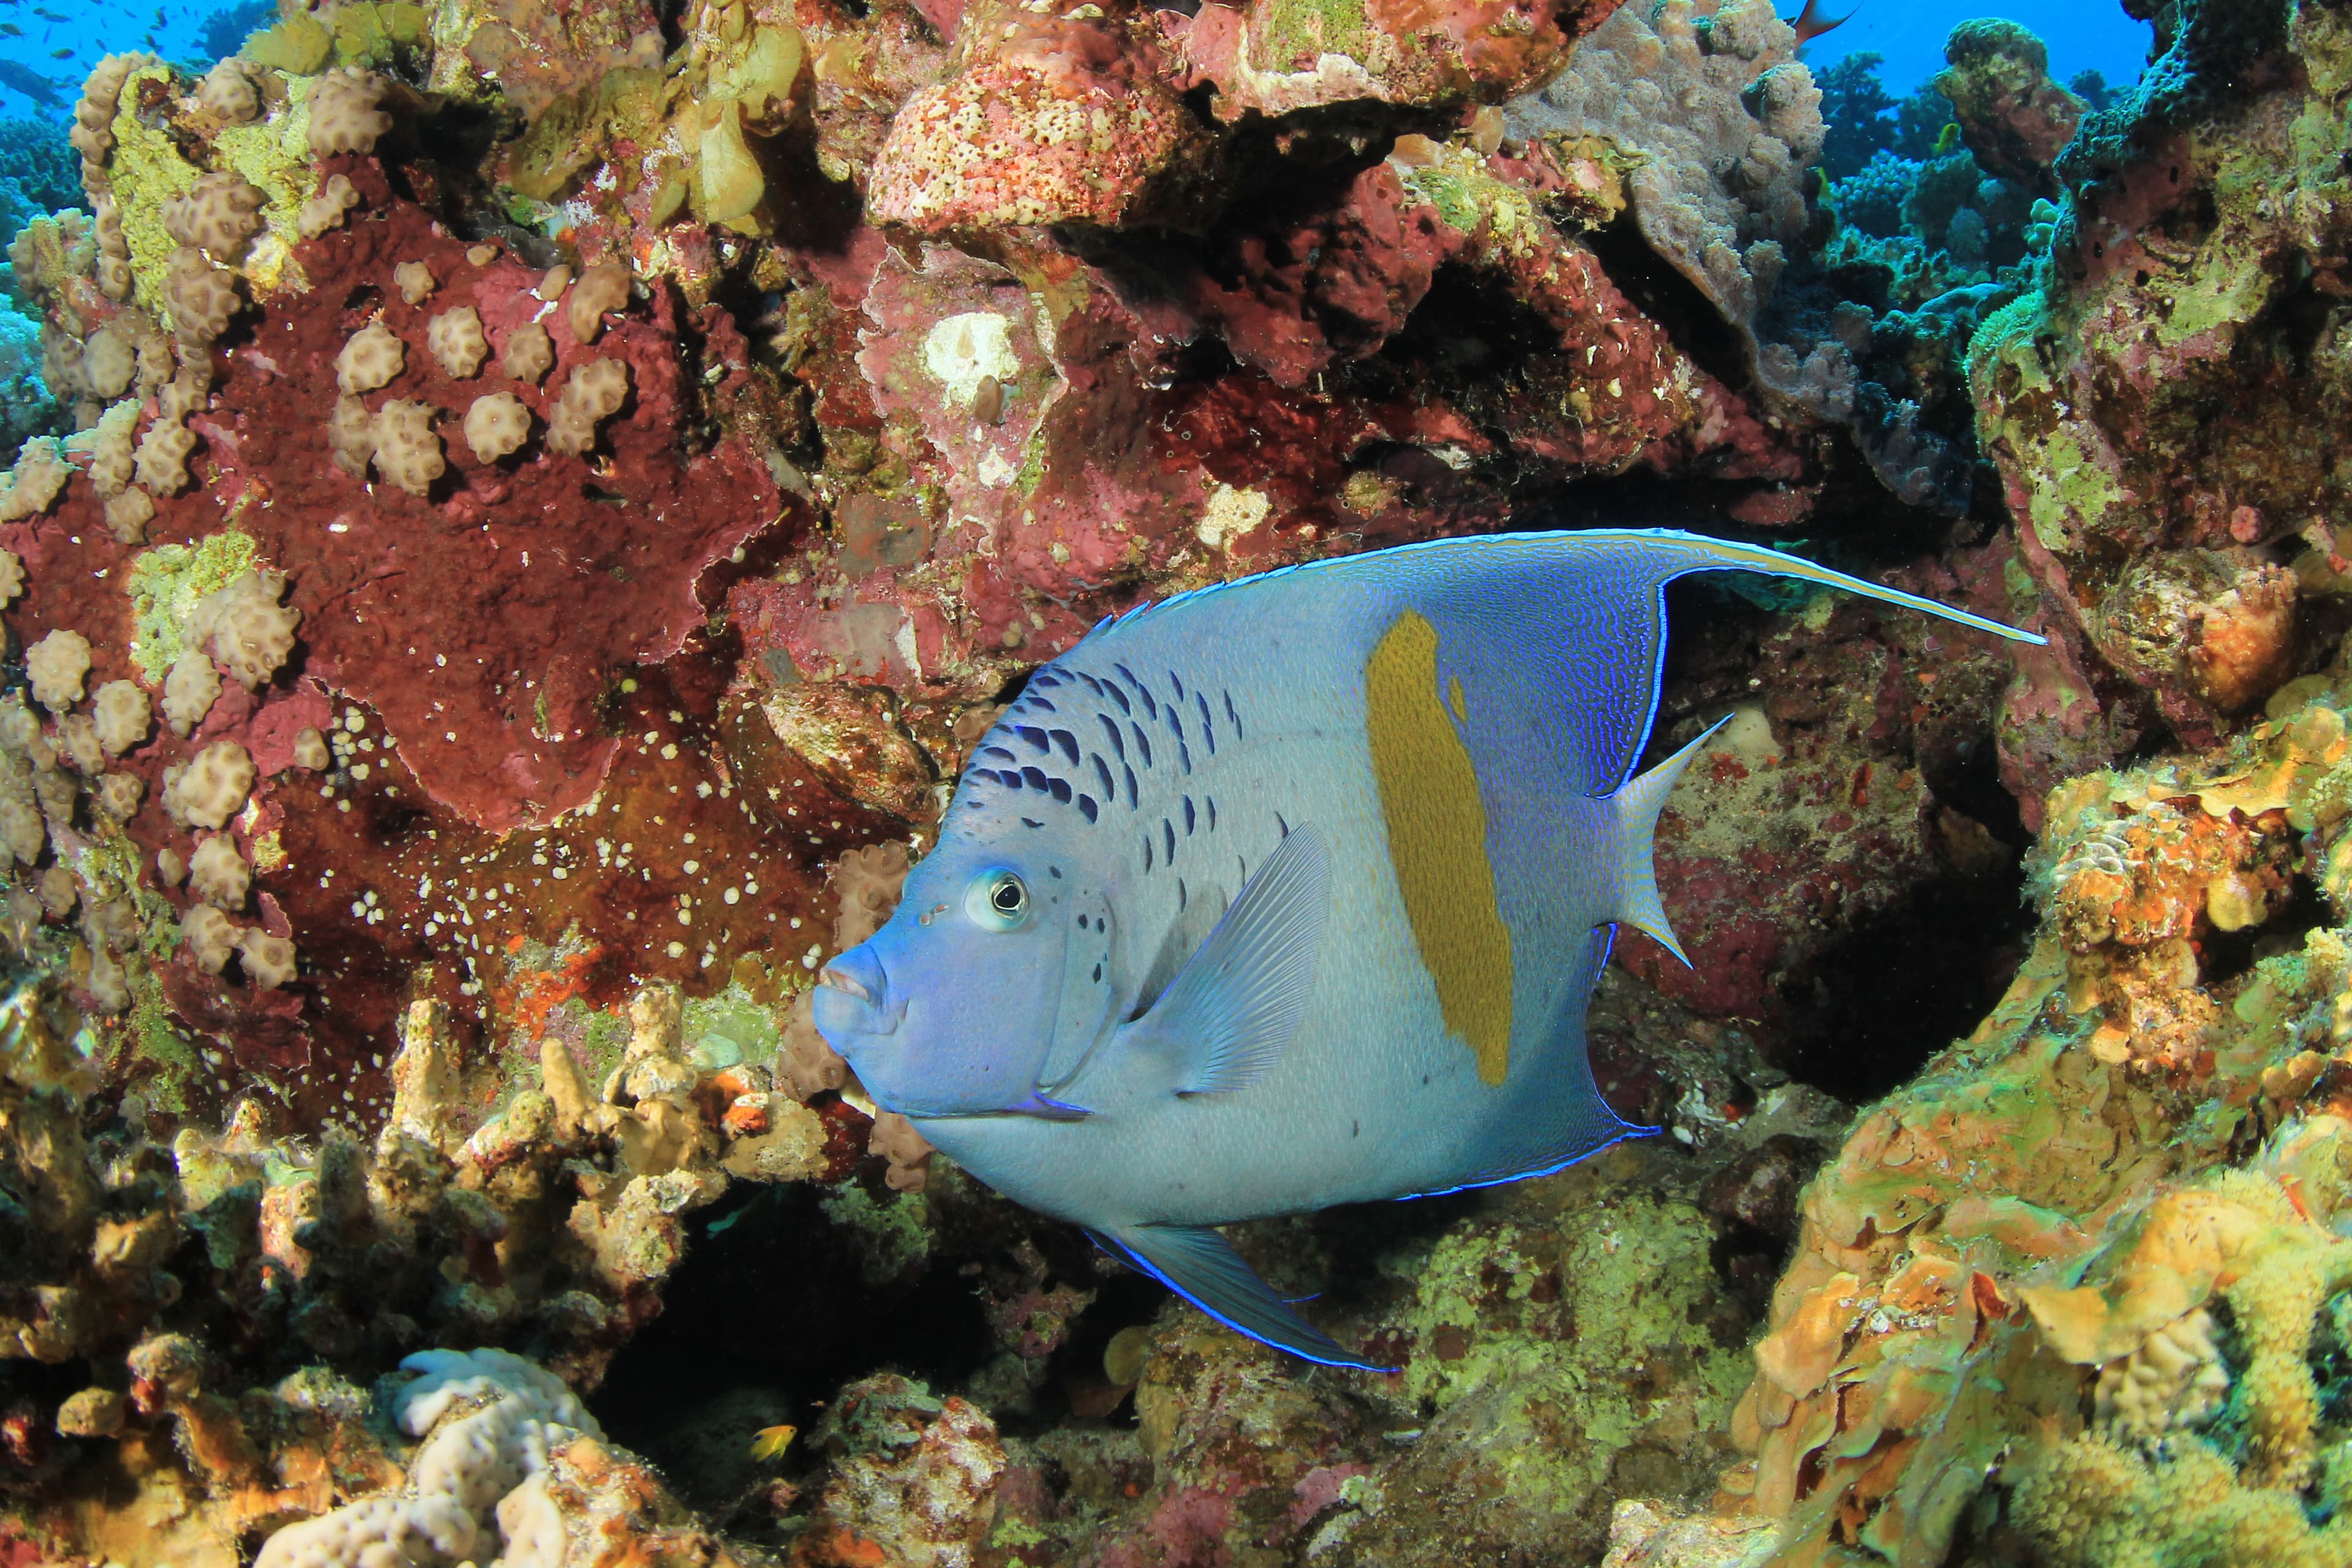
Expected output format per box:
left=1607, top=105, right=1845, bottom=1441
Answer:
left=1366, top=611, right=1513, bottom=1085
left=1447, top=676, right=1468, bottom=725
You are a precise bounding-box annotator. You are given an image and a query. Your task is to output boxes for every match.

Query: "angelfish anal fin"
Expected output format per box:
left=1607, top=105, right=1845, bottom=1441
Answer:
left=1118, top=823, right=1328, bottom=1097
left=1095, top=1222, right=1390, bottom=1371
left=1600, top=717, right=1730, bottom=969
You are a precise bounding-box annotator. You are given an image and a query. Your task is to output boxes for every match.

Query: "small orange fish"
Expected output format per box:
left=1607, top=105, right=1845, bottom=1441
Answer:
left=748, top=1423, right=798, bottom=1461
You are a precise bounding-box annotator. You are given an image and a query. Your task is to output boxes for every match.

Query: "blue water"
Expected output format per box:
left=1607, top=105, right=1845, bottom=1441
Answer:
left=0, top=0, right=265, bottom=118
left=1807, top=2, right=2155, bottom=96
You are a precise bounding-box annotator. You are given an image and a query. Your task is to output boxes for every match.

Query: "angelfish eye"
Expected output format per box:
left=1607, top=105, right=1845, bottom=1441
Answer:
left=967, top=869, right=1029, bottom=932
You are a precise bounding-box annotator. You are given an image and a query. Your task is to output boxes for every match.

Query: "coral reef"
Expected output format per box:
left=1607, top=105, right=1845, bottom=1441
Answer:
left=1975, top=0, right=2350, bottom=752
left=14, top=2, right=2352, bottom=1566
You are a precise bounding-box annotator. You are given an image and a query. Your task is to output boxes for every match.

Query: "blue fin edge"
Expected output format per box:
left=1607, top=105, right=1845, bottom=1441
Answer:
left=1092, top=1224, right=1393, bottom=1372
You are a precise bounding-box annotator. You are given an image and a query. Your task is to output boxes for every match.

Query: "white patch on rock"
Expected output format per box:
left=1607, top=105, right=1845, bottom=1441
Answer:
left=921, top=311, right=1020, bottom=407
left=1196, top=483, right=1270, bottom=552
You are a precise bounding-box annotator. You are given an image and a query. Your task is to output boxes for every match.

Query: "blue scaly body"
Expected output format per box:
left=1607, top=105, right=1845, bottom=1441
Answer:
left=815, top=529, right=2041, bottom=1366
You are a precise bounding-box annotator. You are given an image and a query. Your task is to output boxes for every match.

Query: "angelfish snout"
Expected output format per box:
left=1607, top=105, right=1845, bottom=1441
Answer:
left=814, top=946, right=900, bottom=1038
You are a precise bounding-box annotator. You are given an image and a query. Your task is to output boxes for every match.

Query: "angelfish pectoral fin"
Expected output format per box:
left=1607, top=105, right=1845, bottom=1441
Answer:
left=1118, top=824, right=1328, bottom=1096
left=1599, top=717, right=1728, bottom=969
left=1095, top=1222, right=1390, bottom=1371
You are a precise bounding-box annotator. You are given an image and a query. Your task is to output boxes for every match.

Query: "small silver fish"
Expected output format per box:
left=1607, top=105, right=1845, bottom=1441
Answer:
left=816, top=529, right=2041, bottom=1366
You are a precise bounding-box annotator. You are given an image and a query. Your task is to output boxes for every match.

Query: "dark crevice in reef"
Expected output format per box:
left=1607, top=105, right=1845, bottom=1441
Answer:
left=1645, top=577, right=2038, bottom=1108
left=589, top=1178, right=1000, bottom=1503
left=1774, top=864, right=2034, bottom=1106
left=2204, top=876, right=2334, bottom=990
left=1581, top=211, right=1755, bottom=399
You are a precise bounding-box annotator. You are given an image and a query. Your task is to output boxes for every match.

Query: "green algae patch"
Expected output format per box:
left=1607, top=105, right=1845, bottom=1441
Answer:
left=327, top=2, right=430, bottom=67
left=509, top=69, right=669, bottom=203
left=105, top=64, right=203, bottom=315
left=106, top=66, right=322, bottom=312
left=823, top=1181, right=933, bottom=1284
left=1378, top=1161, right=1753, bottom=1526
left=128, top=532, right=257, bottom=683
left=242, top=13, right=333, bottom=73
left=1251, top=0, right=1371, bottom=71
left=124, top=980, right=197, bottom=1114
left=682, top=985, right=784, bottom=1071
left=2018, top=429, right=2124, bottom=556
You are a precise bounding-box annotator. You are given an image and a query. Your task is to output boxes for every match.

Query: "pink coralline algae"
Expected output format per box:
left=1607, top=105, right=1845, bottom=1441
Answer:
left=869, top=0, right=1208, bottom=233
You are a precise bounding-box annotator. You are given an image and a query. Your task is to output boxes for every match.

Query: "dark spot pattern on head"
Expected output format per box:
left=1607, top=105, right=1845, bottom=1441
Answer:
left=1224, top=690, right=1242, bottom=740
left=962, top=658, right=1229, bottom=856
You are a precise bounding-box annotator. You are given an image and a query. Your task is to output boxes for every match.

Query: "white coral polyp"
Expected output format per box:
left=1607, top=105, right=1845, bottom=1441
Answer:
left=167, top=739, right=255, bottom=831
left=188, top=567, right=301, bottom=690
left=26, top=629, right=91, bottom=712
left=161, top=649, right=222, bottom=737
left=336, top=323, right=405, bottom=396
left=373, top=399, right=445, bottom=496
left=255, top=1348, right=599, bottom=1568
left=428, top=306, right=488, bottom=378
left=546, top=359, right=628, bottom=456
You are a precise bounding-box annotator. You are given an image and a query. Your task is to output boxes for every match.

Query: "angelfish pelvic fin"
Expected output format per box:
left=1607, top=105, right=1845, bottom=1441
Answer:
left=1599, top=717, right=1728, bottom=969
left=1117, top=824, right=1329, bottom=1096
left=1094, top=1222, right=1390, bottom=1371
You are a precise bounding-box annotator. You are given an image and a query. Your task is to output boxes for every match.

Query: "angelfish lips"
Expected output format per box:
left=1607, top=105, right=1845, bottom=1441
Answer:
left=812, top=946, right=904, bottom=1046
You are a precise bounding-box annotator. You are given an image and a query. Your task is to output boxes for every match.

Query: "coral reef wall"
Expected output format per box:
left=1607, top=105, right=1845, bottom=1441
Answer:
left=8, top=0, right=2352, bottom=1564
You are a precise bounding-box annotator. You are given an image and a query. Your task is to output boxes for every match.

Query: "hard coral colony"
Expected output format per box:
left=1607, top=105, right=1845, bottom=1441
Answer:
left=0, top=0, right=2346, bottom=1565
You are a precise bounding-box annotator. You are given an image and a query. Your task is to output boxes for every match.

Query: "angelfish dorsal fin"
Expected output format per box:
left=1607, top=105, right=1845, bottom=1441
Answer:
left=1599, top=717, right=1728, bottom=968
left=1119, top=824, right=1328, bottom=1096
left=1095, top=1223, right=1389, bottom=1370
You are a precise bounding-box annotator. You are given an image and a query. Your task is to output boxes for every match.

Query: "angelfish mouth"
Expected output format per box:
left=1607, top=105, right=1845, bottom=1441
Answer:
left=818, top=966, right=875, bottom=1004
left=815, top=958, right=907, bottom=1034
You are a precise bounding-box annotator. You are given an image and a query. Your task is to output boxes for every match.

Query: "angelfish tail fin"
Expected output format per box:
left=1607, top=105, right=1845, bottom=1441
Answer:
left=1094, top=1223, right=1392, bottom=1371
left=1599, top=717, right=1727, bottom=968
